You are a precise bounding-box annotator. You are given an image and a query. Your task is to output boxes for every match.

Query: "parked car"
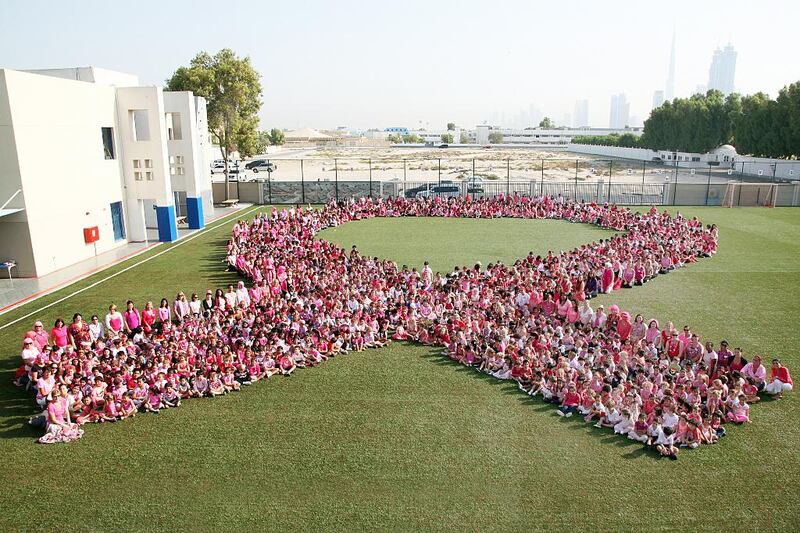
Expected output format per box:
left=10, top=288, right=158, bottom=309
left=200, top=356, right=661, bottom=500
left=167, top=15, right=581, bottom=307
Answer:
left=416, top=184, right=460, bottom=198
left=211, top=160, right=240, bottom=173
left=246, top=159, right=278, bottom=173
left=438, top=143, right=449, bottom=149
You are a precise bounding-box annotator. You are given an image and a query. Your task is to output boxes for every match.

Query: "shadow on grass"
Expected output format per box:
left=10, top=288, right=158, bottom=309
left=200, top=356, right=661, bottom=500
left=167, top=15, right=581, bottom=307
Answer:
left=418, top=347, right=674, bottom=460
left=0, top=371, right=39, bottom=441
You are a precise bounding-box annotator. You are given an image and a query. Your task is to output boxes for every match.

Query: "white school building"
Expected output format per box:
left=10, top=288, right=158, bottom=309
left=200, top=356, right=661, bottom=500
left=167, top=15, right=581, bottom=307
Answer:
left=0, top=67, right=214, bottom=278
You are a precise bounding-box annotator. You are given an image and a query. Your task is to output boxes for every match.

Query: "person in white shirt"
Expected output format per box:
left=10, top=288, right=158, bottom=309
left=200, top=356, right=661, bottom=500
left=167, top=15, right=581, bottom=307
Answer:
left=656, top=426, right=678, bottom=459
left=88, top=315, right=105, bottom=342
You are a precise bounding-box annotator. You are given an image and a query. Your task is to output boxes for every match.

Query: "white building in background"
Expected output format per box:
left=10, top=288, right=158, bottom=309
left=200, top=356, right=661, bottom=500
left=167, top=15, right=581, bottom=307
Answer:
left=652, top=90, right=665, bottom=109
left=473, top=126, right=640, bottom=146
left=0, top=67, right=213, bottom=277
left=573, top=99, right=589, bottom=128
left=609, top=93, right=630, bottom=129
left=708, top=44, right=736, bottom=95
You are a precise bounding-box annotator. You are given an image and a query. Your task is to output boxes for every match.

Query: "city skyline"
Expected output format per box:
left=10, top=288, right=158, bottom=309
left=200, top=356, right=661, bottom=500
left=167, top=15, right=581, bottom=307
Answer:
left=1, top=0, right=797, bottom=130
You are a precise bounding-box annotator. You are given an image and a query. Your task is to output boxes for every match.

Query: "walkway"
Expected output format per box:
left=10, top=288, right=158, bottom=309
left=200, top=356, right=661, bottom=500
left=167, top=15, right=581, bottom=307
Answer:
left=0, top=203, right=253, bottom=315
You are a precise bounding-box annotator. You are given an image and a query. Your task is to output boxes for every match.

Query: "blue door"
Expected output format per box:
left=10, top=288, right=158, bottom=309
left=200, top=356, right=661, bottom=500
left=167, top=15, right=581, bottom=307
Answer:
left=110, top=201, right=125, bottom=240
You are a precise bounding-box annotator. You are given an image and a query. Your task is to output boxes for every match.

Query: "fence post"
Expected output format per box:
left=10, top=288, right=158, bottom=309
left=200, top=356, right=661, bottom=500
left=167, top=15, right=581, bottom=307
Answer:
left=403, top=159, right=407, bottom=193
left=507, top=158, right=510, bottom=196
left=574, top=159, right=578, bottom=200
left=641, top=160, right=646, bottom=206
left=673, top=161, right=678, bottom=206
left=268, top=174, right=273, bottom=205
left=705, top=166, right=711, bottom=205
left=607, top=160, right=612, bottom=203
left=335, top=158, right=339, bottom=203
left=369, top=158, right=373, bottom=199
left=540, top=158, right=544, bottom=182
left=438, top=158, right=441, bottom=186
left=300, top=159, right=305, bottom=204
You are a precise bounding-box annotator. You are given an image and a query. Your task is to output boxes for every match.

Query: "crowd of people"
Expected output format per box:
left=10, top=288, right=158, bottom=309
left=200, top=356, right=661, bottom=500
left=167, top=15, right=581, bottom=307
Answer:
left=15, top=195, right=793, bottom=454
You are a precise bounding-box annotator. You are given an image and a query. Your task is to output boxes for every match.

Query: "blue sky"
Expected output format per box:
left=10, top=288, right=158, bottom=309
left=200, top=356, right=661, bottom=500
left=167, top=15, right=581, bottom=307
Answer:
left=1, top=0, right=798, bottom=130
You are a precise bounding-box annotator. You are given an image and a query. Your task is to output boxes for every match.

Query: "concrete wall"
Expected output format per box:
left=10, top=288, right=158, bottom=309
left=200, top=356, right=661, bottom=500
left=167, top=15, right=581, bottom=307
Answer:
left=0, top=71, right=36, bottom=275
left=569, top=143, right=800, bottom=181
left=0, top=69, right=128, bottom=277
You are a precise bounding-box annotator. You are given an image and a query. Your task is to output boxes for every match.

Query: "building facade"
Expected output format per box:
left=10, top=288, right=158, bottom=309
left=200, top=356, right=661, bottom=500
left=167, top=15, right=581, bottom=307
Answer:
left=708, top=44, right=736, bottom=95
left=0, top=67, right=213, bottom=277
left=609, top=93, right=630, bottom=129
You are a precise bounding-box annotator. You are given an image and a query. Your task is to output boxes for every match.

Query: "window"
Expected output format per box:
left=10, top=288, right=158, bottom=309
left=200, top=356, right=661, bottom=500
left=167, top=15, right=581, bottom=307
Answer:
left=170, top=166, right=176, bottom=176
left=133, top=159, right=141, bottom=169
left=176, top=155, right=184, bottom=164
left=129, top=109, right=151, bottom=141
left=146, top=171, right=154, bottom=181
left=144, top=159, right=153, bottom=169
left=101, top=127, right=115, bottom=159
left=165, top=112, right=182, bottom=140
left=169, top=155, right=176, bottom=165
left=134, top=171, right=143, bottom=181
left=177, top=167, right=185, bottom=176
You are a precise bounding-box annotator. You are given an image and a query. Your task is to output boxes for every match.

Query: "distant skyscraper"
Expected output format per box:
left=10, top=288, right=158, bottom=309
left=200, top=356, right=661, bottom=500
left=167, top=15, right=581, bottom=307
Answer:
left=573, top=99, right=589, bottom=127
left=665, top=28, right=676, bottom=101
left=609, top=93, right=630, bottom=129
left=708, top=44, right=737, bottom=95
left=652, top=90, right=665, bottom=109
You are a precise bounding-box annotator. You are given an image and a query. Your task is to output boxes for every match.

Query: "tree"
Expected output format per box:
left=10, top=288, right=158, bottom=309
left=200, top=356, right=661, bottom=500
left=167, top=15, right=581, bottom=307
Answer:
left=447, top=122, right=456, bottom=131
left=539, top=117, right=554, bottom=129
left=166, top=49, right=263, bottom=198
left=440, top=133, right=454, bottom=144
left=488, top=131, right=504, bottom=144
left=255, top=130, right=271, bottom=154
left=401, top=133, right=424, bottom=143
left=268, top=128, right=285, bottom=146
left=387, top=133, right=402, bottom=143
left=459, top=132, right=470, bottom=144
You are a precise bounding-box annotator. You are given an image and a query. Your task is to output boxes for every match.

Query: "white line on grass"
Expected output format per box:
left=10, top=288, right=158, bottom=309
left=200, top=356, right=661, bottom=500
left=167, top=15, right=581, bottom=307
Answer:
left=0, top=205, right=261, bottom=331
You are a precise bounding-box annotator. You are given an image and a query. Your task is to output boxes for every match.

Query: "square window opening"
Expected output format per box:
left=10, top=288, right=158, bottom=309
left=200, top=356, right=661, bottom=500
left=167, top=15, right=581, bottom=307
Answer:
left=129, top=109, right=151, bottom=141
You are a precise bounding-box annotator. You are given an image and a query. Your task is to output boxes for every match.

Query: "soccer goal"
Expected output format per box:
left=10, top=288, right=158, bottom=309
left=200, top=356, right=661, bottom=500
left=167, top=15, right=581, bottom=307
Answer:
left=721, top=182, right=779, bottom=207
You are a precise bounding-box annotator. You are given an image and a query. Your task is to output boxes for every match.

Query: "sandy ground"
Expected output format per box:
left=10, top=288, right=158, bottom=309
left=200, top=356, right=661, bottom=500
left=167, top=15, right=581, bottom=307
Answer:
left=216, top=147, right=741, bottom=185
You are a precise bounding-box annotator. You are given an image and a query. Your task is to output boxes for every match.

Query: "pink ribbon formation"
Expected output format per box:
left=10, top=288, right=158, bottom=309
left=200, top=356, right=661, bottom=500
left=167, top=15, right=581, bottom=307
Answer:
left=32, top=195, right=771, bottom=452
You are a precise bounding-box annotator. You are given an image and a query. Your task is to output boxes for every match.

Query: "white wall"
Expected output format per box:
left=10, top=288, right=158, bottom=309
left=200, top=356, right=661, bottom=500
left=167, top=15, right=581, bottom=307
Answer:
left=1, top=69, right=128, bottom=277
left=162, top=92, right=214, bottom=218
left=0, top=71, right=36, bottom=275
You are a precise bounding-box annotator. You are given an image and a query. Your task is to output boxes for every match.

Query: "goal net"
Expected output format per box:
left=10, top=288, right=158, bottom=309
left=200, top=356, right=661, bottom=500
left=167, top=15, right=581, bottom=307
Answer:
left=721, top=182, right=778, bottom=207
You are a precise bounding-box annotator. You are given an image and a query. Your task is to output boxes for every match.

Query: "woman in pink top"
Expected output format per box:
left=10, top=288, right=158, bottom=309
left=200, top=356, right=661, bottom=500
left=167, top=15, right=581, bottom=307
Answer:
left=32, top=320, right=49, bottom=349
left=158, top=298, right=171, bottom=323
left=123, top=300, right=141, bottom=332
left=50, top=318, right=68, bottom=349
left=38, top=387, right=84, bottom=444
left=105, top=304, right=124, bottom=336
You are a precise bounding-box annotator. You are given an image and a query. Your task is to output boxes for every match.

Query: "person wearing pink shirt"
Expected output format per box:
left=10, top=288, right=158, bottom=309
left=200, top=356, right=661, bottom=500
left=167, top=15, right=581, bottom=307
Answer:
left=105, top=304, right=124, bottom=337
left=32, top=320, right=49, bottom=349
left=158, top=298, right=172, bottom=323
left=123, top=300, right=141, bottom=332
left=50, top=318, right=68, bottom=349
left=740, top=355, right=767, bottom=391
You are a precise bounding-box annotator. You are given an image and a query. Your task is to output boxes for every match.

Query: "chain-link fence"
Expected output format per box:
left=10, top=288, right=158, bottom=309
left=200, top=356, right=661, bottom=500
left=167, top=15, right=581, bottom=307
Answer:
left=214, top=156, right=800, bottom=206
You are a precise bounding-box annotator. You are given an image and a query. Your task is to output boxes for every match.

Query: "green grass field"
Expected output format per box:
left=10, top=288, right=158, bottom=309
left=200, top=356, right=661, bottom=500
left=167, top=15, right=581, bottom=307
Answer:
left=0, top=206, right=798, bottom=531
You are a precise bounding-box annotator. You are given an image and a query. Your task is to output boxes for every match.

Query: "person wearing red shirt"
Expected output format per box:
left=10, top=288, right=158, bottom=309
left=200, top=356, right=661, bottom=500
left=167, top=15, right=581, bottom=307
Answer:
left=556, top=383, right=582, bottom=417
left=765, top=359, right=793, bottom=399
